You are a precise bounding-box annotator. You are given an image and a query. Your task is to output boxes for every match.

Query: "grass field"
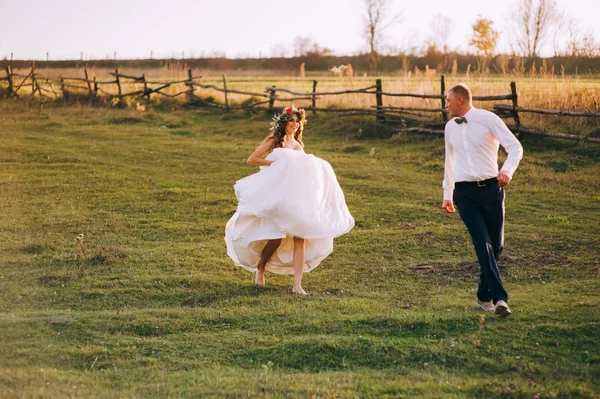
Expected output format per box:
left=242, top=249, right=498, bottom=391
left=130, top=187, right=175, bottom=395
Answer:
left=0, top=100, right=599, bottom=398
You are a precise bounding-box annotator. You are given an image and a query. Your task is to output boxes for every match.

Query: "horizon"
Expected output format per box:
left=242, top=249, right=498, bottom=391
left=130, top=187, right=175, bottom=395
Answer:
left=4, top=51, right=600, bottom=63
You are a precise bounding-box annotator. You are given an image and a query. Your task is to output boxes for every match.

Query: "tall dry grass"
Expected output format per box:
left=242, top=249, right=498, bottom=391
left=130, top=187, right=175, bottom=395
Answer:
left=3, top=64, right=600, bottom=134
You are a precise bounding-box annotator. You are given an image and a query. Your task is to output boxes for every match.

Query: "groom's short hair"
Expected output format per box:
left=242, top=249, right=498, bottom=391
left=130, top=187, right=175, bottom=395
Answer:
left=448, top=84, right=472, bottom=101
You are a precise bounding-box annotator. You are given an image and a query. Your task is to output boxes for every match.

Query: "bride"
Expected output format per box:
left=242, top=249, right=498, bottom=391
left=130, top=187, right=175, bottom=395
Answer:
left=224, top=106, right=354, bottom=295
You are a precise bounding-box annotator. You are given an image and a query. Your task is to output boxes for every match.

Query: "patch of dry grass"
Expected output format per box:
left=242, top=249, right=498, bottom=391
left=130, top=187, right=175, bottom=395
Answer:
left=3, top=65, right=600, bottom=134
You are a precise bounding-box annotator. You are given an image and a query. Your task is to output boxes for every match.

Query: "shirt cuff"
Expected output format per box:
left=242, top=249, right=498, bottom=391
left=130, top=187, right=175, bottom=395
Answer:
left=443, top=189, right=453, bottom=201
left=500, top=168, right=514, bottom=179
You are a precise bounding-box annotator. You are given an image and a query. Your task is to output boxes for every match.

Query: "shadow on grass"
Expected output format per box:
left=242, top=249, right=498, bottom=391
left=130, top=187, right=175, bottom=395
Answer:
left=409, top=251, right=573, bottom=280
left=38, top=274, right=73, bottom=287
left=60, top=280, right=281, bottom=311
left=180, top=283, right=280, bottom=307
left=22, top=244, right=56, bottom=255
left=522, top=134, right=600, bottom=161
left=221, top=327, right=504, bottom=374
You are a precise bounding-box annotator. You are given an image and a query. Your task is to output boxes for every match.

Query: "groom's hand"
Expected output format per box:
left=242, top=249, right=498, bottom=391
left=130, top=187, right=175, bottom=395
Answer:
left=442, top=200, right=455, bottom=213
left=497, top=171, right=511, bottom=188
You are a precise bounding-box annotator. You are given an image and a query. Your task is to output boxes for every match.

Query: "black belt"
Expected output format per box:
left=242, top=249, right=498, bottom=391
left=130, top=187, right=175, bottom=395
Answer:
left=455, top=177, right=498, bottom=188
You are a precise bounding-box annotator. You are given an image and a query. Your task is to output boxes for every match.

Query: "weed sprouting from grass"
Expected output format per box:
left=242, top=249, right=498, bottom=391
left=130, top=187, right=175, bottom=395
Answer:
left=546, top=215, right=570, bottom=224
left=75, top=233, right=88, bottom=277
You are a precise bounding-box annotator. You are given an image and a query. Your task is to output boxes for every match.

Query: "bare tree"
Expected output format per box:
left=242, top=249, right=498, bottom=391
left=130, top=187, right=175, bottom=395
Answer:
left=551, top=15, right=599, bottom=57
left=569, top=31, right=600, bottom=57
left=293, top=36, right=313, bottom=57
left=428, top=14, right=454, bottom=54
left=509, top=0, right=560, bottom=57
left=293, top=36, right=333, bottom=57
left=269, top=44, right=289, bottom=58
left=551, top=12, right=570, bottom=56
left=363, top=0, right=402, bottom=71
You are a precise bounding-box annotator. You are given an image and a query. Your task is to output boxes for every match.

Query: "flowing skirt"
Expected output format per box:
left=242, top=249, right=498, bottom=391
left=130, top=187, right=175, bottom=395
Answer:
left=225, top=148, right=354, bottom=274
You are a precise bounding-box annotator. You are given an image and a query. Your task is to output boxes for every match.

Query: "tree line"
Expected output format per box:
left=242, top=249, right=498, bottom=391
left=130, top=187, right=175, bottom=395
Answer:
left=5, top=53, right=600, bottom=77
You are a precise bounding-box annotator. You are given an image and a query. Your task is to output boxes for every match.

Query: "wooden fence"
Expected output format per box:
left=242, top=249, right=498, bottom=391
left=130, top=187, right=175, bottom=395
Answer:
left=1, top=63, right=599, bottom=144
left=0, top=64, right=203, bottom=105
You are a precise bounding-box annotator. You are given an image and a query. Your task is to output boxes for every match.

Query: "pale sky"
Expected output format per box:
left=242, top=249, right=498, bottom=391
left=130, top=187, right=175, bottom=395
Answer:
left=1, top=0, right=598, bottom=60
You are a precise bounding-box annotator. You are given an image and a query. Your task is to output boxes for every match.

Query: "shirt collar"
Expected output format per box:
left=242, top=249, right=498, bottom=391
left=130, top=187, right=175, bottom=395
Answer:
left=462, top=106, right=476, bottom=120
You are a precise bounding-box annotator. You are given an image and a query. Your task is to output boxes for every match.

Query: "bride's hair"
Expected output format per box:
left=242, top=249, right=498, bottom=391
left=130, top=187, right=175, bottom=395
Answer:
left=260, top=108, right=305, bottom=152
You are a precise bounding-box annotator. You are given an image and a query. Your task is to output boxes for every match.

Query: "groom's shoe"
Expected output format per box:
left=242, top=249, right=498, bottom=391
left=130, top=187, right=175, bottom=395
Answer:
left=495, top=300, right=512, bottom=317
left=476, top=299, right=495, bottom=312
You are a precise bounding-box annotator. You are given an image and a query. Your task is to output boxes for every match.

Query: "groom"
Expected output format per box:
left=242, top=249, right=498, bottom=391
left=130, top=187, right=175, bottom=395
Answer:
left=441, top=83, right=523, bottom=317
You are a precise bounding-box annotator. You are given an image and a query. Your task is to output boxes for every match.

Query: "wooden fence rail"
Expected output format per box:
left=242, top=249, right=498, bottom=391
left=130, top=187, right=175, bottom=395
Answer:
left=1, top=62, right=599, bottom=144
left=494, top=104, right=600, bottom=118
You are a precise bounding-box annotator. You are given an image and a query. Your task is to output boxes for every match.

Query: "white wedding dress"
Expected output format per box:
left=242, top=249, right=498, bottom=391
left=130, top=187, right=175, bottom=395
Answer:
left=225, top=148, right=354, bottom=274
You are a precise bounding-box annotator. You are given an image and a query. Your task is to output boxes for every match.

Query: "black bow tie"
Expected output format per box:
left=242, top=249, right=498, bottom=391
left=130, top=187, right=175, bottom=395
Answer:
left=455, top=117, right=467, bottom=124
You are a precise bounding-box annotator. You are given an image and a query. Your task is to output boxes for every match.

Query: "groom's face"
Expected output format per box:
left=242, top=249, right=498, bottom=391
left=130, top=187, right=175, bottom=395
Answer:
left=445, top=92, right=463, bottom=117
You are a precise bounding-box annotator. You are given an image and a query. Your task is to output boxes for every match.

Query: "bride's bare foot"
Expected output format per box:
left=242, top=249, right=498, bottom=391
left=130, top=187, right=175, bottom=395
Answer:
left=292, top=286, right=308, bottom=295
left=255, top=268, right=265, bottom=286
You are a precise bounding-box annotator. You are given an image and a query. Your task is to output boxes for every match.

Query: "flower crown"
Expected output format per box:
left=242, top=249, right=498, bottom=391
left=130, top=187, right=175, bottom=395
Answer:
left=269, top=106, right=307, bottom=131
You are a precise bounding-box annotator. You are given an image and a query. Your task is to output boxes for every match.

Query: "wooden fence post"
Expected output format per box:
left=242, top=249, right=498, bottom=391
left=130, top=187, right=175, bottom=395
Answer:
left=510, top=81, right=521, bottom=134
left=142, top=73, right=150, bottom=106
left=222, top=74, right=229, bottom=111
left=440, top=75, right=448, bottom=122
left=375, top=78, right=385, bottom=123
left=84, top=69, right=93, bottom=96
left=312, top=80, right=318, bottom=115
left=186, top=68, right=195, bottom=102
left=5, top=66, right=13, bottom=98
left=268, top=85, right=276, bottom=111
left=31, top=62, right=36, bottom=97
left=60, top=75, right=68, bottom=101
left=93, top=77, right=98, bottom=98
left=115, top=68, right=122, bottom=98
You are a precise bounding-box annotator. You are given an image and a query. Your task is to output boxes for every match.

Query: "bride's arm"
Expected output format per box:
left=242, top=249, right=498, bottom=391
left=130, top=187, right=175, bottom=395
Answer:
left=247, top=138, right=275, bottom=167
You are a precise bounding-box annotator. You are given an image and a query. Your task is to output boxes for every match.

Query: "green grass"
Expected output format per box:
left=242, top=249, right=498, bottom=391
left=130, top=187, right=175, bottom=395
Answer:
left=0, top=100, right=599, bottom=398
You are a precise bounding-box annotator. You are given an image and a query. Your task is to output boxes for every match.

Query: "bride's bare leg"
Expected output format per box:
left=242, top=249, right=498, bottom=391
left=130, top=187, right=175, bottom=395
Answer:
left=292, top=237, right=307, bottom=295
left=256, top=238, right=282, bottom=286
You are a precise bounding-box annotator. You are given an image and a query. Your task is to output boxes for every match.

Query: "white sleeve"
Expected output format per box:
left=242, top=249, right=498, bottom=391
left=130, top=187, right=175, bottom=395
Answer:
left=489, top=113, right=523, bottom=178
left=442, top=127, right=455, bottom=201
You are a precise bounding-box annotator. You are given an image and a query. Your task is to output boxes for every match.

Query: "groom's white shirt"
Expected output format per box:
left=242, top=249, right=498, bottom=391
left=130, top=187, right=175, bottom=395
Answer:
left=443, top=107, right=524, bottom=201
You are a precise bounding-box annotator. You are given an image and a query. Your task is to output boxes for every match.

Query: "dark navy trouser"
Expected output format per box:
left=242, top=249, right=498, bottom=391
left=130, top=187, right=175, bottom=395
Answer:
left=453, top=181, right=508, bottom=304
